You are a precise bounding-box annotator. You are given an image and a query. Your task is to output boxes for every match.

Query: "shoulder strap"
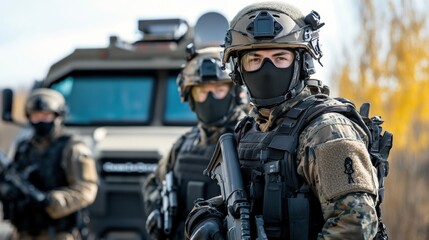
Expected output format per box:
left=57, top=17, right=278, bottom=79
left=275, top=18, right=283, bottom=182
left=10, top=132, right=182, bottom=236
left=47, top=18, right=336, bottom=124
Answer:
left=167, top=127, right=199, bottom=170
left=282, top=95, right=393, bottom=239
left=234, top=115, right=254, bottom=143
left=53, top=134, right=74, bottom=156
left=14, top=139, right=31, bottom=162
left=268, top=94, right=368, bottom=190
left=55, top=135, right=73, bottom=147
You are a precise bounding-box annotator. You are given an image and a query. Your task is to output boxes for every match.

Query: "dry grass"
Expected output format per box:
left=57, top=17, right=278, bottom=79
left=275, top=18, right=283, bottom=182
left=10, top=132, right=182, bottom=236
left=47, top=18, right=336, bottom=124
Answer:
left=383, top=150, right=429, bottom=239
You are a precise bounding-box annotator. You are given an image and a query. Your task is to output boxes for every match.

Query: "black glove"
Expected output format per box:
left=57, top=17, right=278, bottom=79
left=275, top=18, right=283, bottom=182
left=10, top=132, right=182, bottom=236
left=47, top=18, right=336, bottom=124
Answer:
left=190, top=218, right=224, bottom=240
left=146, top=209, right=166, bottom=240
left=185, top=197, right=225, bottom=240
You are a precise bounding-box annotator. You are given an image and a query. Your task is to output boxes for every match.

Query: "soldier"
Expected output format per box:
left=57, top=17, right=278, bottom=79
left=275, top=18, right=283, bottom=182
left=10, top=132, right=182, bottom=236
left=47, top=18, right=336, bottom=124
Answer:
left=0, top=88, right=98, bottom=240
left=143, top=46, right=246, bottom=240
left=185, top=2, right=384, bottom=240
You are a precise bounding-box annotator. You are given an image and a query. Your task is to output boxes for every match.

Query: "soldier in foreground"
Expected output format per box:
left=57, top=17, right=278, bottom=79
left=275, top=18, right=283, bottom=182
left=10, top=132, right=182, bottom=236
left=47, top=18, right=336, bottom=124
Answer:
left=0, top=88, right=98, bottom=240
left=185, top=1, right=392, bottom=240
left=143, top=46, right=246, bottom=240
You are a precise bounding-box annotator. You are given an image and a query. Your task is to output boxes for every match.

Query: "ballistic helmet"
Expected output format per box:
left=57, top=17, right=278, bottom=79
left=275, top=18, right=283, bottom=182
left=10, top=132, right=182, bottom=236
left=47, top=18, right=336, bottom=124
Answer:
left=177, top=44, right=232, bottom=103
left=222, top=1, right=324, bottom=107
left=223, top=1, right=323, bottom=65
left=177, top=44, right=245, bottom=126
left=25, top=88, right=67, bottom=118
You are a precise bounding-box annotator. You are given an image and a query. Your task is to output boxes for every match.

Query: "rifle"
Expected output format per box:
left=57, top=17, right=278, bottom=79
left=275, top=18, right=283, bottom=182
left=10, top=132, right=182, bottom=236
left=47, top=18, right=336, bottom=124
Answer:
left=204, top=133, right=267, bottom=240
left=0, top=151, right=46, bottom=204
left=161, top=171, right=178, bottom=235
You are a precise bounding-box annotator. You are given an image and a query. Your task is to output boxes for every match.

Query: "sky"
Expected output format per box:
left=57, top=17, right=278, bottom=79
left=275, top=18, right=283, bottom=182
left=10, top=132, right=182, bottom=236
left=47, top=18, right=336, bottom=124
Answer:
left=0, top=0, right=355, bottom=90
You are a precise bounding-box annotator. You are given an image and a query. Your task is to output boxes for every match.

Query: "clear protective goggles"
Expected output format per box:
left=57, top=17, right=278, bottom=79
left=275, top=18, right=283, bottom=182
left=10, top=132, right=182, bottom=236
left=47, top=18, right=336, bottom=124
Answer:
left=240, top=49, right=295, bottom=72
left=191, top=82, right=231, bottom=102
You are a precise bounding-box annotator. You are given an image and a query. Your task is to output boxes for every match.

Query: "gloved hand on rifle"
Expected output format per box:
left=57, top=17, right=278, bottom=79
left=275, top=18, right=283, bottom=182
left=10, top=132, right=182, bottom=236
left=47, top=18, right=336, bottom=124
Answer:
left=189, top=218, right=225, bottom=240
left=185, top=197, right=225, bottom=240
left=24, top=183, right=51, bottom=208
left=146, top=209, right=166, bottom=240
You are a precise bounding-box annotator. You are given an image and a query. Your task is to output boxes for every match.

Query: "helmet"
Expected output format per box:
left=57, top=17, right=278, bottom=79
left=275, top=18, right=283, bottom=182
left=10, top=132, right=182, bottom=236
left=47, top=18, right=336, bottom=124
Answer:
left=223, top=1, right=323, bottom=64
left=177, top=44, right=232, bottom=103
left=177, top=44, right=245, bottom=126
left=25, top=88, right=67, bottom=118
left=222, top=1, right=324, bottom=106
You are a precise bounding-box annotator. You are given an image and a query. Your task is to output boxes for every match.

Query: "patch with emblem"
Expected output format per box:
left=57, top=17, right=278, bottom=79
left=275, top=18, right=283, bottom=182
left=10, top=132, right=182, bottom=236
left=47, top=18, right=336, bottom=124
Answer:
left=313, top=139, right=378, bottom=201
left=344, top=157, right=355, bottom=184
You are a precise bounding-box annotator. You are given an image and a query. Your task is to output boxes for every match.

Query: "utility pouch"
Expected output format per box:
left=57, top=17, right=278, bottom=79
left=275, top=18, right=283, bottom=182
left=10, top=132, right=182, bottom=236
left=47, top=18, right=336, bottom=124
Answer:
left=262, top=161, right=283, bottom=237
left=288, top=186, right=311, bottom=240
left=186, top=181, right=205, bottom=213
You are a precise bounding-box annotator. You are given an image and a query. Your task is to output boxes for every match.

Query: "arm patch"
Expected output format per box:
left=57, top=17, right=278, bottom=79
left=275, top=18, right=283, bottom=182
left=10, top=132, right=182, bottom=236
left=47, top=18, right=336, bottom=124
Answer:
left=314, top=139, right=378, bottom=202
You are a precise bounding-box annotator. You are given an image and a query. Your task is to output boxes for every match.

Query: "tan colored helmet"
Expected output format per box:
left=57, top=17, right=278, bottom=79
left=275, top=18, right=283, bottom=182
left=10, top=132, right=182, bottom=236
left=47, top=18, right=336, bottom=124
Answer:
left=222, top=1, right=324, bottom=64
left=177, top=45, right=232, bottom=102
left=25, top=88, right=67, bottom=118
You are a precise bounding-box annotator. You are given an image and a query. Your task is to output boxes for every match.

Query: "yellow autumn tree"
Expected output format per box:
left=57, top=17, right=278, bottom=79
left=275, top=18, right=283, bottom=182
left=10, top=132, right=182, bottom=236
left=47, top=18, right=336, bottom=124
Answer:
left=338, top=0, right=429, bottom=154
left=335, top=0, right=429, bottom=238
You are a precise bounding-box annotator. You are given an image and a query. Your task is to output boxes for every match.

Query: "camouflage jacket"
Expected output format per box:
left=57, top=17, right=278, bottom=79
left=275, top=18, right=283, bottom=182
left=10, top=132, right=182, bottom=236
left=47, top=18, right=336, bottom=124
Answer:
left=249, top=87, right=379, bottom=239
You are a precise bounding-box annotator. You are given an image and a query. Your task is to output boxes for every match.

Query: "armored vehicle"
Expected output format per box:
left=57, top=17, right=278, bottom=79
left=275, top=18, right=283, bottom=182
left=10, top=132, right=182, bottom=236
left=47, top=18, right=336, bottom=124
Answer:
left=2, top=12, right=229, bottom=239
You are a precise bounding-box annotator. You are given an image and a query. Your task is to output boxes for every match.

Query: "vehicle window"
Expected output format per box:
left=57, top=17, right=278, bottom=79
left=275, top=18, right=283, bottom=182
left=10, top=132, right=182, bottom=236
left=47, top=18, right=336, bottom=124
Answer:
left=51, top=75, right=154, bottom=125
left=164, top=76, right=196, bottom=124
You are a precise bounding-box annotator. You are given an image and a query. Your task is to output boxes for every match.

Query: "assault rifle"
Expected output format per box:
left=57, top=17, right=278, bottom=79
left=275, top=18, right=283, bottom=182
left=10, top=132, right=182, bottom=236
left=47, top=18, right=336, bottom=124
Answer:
left=161, top=171, right=178, bottom=235
left=204, top=133, right=267, bottom=240
left=0, top=151, right=46, bottom=204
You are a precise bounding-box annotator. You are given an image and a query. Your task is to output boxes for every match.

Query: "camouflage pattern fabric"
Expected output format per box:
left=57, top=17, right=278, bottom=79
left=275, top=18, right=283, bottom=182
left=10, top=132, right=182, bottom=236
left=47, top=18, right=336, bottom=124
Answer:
left=317, top=192, right=378, bottom=239
left=249, top=87, right=379, bottom=239
left=294, top=92, right=378, bottom=239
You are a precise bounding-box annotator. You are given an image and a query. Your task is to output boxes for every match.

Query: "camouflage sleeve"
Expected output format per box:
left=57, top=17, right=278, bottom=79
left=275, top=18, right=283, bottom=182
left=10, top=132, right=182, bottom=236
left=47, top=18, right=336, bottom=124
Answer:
left=297, top=112, right=379, bottom=239
left=45, top=141, right=98, bottom=219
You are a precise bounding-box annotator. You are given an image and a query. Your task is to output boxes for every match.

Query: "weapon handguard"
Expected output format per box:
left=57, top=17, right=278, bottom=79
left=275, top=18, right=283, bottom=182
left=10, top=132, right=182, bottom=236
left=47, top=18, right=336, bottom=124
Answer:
left=204, top=133, right=253, bottom=240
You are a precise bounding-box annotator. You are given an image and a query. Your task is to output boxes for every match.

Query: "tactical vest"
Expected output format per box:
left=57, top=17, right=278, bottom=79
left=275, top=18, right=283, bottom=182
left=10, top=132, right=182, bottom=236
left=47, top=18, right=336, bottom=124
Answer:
left=235, top=94, right=392, bottom=240
left=172, top=128, right=221, bottom=217
left=8, top=135, right=79, bottom=235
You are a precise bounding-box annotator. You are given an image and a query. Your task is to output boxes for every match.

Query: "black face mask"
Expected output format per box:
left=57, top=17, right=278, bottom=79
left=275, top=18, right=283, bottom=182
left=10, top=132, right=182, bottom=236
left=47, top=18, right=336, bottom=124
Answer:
left=31, top=122, right=55, bottom=137
left=241, top=59, right=294, bottom=102
left=194, top=92, right=234, bottom=126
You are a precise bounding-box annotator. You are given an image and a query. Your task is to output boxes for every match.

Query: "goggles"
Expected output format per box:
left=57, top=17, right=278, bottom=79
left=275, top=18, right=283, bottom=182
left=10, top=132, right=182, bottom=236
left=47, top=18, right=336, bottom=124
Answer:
left=191, top=82, right=231, bottom=102
left=240, top=49, right=294, bottom=72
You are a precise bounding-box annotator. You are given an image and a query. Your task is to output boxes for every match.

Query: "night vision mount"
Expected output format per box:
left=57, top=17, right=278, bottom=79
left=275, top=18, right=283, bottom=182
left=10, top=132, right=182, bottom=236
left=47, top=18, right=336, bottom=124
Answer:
left=247, top=11, right=284, bottom=39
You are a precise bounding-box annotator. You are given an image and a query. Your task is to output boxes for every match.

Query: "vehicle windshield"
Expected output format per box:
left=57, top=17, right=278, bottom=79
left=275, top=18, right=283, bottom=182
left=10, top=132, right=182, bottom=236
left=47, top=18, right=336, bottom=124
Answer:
left=51, top=74, right=196, bottom=126
left=164, top=75, right=196, bottom=125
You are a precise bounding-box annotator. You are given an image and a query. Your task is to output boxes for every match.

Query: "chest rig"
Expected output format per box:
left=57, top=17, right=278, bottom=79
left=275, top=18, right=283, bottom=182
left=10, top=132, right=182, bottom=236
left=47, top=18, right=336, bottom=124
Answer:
left=10, top=135, right=79, bottom=234
left=172, top=128, right=221, bottom=215
left=14, top=135, right=71, bottom=191
left=235, top=93, right=392, bottom=240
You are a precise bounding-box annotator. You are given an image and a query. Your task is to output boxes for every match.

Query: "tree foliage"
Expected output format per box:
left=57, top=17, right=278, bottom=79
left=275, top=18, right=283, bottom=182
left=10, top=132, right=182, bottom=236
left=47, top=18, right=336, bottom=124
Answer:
left=337, top=0, right=429, bottom=154
left=335, top=0, right=429, bottom=238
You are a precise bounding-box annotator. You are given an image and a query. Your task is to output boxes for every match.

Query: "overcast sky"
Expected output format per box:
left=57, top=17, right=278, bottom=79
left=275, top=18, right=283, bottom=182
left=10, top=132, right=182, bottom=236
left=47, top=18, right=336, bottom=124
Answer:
left=0, top=0, right=355, bottom=90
